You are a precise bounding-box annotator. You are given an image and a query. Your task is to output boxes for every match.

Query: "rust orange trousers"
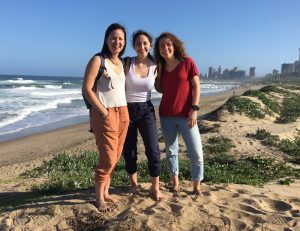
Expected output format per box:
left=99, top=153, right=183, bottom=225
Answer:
left=90, top=106, right=129, bottom=183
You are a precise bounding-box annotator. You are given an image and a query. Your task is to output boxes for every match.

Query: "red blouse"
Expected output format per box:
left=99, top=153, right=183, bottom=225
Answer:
left=159, top=57, right=199, bottom=117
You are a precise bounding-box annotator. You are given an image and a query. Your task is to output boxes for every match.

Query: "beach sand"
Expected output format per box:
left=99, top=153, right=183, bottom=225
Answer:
left=1, top=83, right=300, bottom=231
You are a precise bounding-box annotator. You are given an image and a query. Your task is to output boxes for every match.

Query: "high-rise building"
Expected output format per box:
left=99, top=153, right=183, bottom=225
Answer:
left=218, top=65, right=222, bottom=77
left=281, top=63, right=294, bottom=74
left=273, top=69, right=279, bottom=75
left=249, top=67, right=256, bottom=77
left=294, top=61, right=300, bottom=73
left=208, top=67, right=213, bottom=78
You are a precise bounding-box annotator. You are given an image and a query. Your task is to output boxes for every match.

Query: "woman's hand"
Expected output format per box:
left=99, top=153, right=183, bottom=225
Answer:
left=188, top=109, right=197, bottom=128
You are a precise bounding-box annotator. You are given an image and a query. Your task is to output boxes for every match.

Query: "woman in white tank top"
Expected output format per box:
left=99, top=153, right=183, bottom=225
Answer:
left=82, top=23, right=129, bottom=212
left=123, top=30, right=163, bottom=201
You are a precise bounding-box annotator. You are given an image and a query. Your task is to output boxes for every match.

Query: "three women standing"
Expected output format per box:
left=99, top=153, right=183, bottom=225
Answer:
left=82, top=25, right=204, bottom=212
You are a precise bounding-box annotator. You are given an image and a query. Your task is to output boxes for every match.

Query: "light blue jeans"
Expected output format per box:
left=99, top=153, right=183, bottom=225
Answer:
left=160, top=116, right=204, bottom=182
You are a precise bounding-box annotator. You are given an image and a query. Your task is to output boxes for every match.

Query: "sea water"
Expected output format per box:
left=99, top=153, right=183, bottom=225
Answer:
left=0, top=75, right=239, bottom=141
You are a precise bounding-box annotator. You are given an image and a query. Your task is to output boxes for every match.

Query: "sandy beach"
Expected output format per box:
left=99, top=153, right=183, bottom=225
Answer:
left=1, top=83, right=300, bottom=231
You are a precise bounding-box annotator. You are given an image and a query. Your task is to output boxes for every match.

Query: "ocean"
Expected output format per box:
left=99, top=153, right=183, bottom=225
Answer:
left=0, top=75, right=239, bottom=142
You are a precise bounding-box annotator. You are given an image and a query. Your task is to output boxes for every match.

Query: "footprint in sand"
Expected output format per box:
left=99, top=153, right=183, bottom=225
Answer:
left=265, top=214, right=293, bottom=224
left=238, top=203, right=266, bottom=215
left=264, top=198, right=292, bottom=212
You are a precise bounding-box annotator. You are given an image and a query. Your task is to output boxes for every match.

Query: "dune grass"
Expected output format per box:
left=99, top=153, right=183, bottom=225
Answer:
left=224, top=95, right=267, bottom=119
left=247, top=128, right=300, bottom=164
left=23, top=134, right=300, bottom=195
left=224, top=85, right=300, bottom=123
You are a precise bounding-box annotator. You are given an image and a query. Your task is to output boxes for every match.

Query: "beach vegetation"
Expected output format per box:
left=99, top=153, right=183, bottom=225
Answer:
left=205, top=155, right=299, bottom=186
left=224, top=96, right=266, bottom=119
left=256, top=85, right=300, bottom=123
left=279, top=137, right=300, bottom=157
left=203, top=135, right=235, bottom=154
left=243, top=90, right=280, bottom=114
left=276, top=94, right=300, bottom=123
left=247, top=129, right=300, bottom=162
left=198, top=122, right=220, bottom=134
left=246, top=128, right=280, bottom=146
left=278, top=84, right=300, bottom=91
left=22, top=150, right=300, bottom=195
left=259, top=85, right=290, bottom=95
left=24, top=152, right=97, bottom=194
left=279, top=178, right=295, bottom=185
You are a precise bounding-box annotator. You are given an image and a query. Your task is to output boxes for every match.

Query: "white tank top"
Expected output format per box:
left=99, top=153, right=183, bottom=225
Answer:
left=125, top=57, right=155, bottom=102
left=96, top=59, right=127, bottom=108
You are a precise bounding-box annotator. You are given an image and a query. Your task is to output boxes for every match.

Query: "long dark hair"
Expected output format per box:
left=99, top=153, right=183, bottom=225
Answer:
left=100, top=23, right=127, bottom=57
left=153, top=32, right=188, bottom=65
left=132, top=30, right=153, bottom=61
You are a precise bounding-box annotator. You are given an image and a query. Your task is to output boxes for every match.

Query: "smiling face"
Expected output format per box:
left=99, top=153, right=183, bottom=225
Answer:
left=134, top=34, right=151, bottom=58
left=159, top=37, right=175, bottom=60
left=106, top=29, right=125, bottom=56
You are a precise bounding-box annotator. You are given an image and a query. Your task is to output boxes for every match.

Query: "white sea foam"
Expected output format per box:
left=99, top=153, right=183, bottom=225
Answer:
left=18, top=86, right=39, bottom=90
left=30, top=90, right=81, bottom=97
left=63, top=81, right=71, bottom=85
left=0, top=96, right=81, bottom=128
left=1, top=79, right=35, bottom=84
left=44, top=85, right=63, bottom=89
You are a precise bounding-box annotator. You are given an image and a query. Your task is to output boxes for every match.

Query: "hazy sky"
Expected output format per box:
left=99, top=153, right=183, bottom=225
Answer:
left=0, top=0, right=299, bottom=77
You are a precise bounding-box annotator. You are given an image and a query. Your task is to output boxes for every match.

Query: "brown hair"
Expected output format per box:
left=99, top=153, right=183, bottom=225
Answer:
left=132, top=29, right=153, bottom=60
left=153, top=32, right=188, bottom=65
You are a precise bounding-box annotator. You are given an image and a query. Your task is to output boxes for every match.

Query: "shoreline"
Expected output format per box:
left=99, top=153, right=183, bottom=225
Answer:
left=0, top=84, right=263, bottom=167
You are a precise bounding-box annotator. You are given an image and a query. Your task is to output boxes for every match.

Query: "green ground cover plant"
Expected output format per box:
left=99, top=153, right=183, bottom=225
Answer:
left=243, top=90, right=280, bottom=114
left=276, top=95, right=300, bottom=123
left=259, top=85, right=290, bottom=95
left=246, top=128, right=280, bottom=146
left=224, top=96, right=266, bottom=119
left=203, top=135, right=235, bottom=154
left=23, top=133, right=300, bottom=195
left=247, top=129, right=300, bottom=163
left=198, top=122, right=220, bottom=134
left=257, top=85, right=300, bottom=123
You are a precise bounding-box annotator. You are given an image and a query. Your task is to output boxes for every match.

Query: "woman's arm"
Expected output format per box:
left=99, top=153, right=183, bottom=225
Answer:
left=154, top=63, right=163, bottom=93
left=124, top=56, right=131, bottom=76
left=82, top=56, right=108, bottom=117
left=191, top=75, right=200, bottom=106
left=188, top=75, right=200, bottom=128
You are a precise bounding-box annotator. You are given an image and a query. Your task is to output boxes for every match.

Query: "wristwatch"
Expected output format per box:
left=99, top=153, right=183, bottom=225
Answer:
left=191, top=105, right=200, bottom=111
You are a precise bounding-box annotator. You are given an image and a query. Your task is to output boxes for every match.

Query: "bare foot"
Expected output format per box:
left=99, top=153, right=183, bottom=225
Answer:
left=171, top=184, right=182, bottom=192
left=128, top=185, right=142, bottom=195
left=193, top=188, right=202, bottom=195
left=152, top=188, right=164, bottom=201
left=104, top=195, right=118, bottom=203
left=95, top=201, right=111, bottom=212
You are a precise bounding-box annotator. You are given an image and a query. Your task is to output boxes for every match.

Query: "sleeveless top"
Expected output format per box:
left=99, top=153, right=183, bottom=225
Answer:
left=96, top=58, right=127, bottom=108
left=125, top=57, right=155, bottom=103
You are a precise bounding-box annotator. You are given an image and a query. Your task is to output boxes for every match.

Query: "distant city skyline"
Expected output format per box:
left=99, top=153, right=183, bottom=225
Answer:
left=281, top=48, right=300, bottom=75
left=203, top=48, right=300, bottom=78
left=0, top=0, right=299, bottom=77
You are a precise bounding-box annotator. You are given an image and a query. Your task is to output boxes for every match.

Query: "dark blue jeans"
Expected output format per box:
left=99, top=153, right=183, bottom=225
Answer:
left=123, top=101, right=161, bottom=177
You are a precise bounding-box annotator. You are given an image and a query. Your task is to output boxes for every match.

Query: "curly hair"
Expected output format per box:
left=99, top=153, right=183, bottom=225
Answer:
left=153, top=32, right=188, bottom=65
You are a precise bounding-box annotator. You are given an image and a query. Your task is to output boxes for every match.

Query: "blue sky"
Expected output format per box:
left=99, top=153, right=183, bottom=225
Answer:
left=0, top=0, right=299, bottom=77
